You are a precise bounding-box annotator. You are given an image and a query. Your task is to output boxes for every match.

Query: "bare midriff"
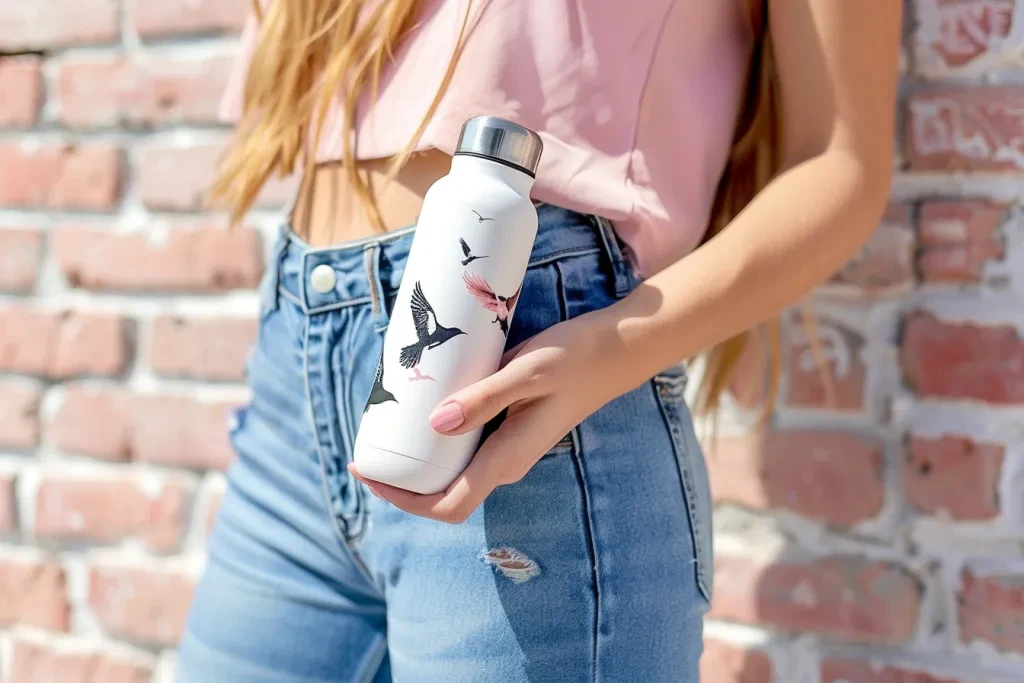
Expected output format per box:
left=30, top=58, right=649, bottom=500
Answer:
left=292, top=149, right=453, bottom=247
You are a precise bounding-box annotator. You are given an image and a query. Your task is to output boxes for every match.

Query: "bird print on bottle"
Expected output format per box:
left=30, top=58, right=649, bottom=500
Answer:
left=399, top=281, right=467, bottom=368
left=463, top=272, right=523, bottom=337
left=459, top=237, right=489, bottom=266
left=364, top=350, right=397, bottom=413
left=408, top=367, right=436, bottom=382
left=471, top=210, right=495, bottom=223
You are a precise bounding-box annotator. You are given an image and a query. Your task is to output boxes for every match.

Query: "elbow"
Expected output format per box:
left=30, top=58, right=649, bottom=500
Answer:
left=853, top=154, right=893, bottom=237
left=811, top=146, right=893, bottom=238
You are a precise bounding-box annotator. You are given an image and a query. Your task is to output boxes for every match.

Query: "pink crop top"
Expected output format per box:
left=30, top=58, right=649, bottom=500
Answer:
left=220, top=1, right=753, bottom=276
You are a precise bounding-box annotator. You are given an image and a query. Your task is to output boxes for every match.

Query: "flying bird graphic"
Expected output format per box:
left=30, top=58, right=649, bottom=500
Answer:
left=462, top=272, right=523, bottom=337
left=471, top=210, right=495, bottom=223
left=408, top=367, right=436, bottom=382
left=364, top=351, right=397, bottom=413
left=399, top=281, right=466, bottom=368
left=459, top=237, right=489, bottom=266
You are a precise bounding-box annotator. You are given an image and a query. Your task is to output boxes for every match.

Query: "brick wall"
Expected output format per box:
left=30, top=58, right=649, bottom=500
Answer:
left=0, top=1, right=1022, bottom=682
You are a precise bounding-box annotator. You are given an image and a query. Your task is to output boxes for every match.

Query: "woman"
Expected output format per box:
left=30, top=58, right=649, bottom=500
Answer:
left=177, top=1, right=900, bottom=681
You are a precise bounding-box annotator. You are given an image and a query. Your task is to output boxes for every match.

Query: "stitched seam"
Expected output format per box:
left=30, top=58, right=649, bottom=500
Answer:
left=556, top=259, right=599, bottom=681
left=652, top=376, right=711, bottom=602
left=528, top=246, right=601, bottom=269
left=355, top=634, right=389, bottom=683
left=303, top=316, right=381, bottom=595
left=305, top=296, right=375, bottom=315
left=569, top=426, right=600, bottom=683
left=278, top=285, right=304, bottom=309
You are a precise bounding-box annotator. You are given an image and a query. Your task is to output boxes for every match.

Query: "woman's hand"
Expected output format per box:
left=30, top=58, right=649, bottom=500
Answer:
left=348, top=312, right=627, bottom=523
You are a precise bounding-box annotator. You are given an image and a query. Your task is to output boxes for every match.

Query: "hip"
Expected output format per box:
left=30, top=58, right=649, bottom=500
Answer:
left=243, top=202, right=714, bottom=599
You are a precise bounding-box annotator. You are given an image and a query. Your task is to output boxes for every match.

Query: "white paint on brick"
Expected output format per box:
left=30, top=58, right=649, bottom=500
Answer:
left=915, top=0, right=1022, bottom=79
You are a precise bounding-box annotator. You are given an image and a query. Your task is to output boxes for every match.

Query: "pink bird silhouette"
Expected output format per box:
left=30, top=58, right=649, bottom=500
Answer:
left=463, top=272, right=523, bottom=337
left=408, top=366, right=436, bottom=382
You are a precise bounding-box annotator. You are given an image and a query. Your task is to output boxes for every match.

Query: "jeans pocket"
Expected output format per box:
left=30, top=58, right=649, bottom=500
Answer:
left=652, top=365, right=714, bottom=603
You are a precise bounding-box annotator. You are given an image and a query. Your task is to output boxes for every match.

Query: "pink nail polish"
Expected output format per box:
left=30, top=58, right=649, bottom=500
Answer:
left=430, top=401, right=465, bottom=432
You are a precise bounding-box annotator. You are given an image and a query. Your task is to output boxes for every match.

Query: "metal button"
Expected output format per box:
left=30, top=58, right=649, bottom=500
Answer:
left=310, top=264, right=336, bottom=293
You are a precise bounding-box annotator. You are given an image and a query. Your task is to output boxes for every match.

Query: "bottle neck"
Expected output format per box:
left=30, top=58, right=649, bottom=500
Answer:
left=449, top=154, right=536, bottom=196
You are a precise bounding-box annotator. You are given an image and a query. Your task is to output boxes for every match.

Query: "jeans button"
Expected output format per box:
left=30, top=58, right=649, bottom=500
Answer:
left=310, top=264, right=336, bottom=293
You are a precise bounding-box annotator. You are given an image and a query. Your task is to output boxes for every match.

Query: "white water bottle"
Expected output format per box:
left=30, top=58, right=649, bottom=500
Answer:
left=353, top=116, right=544, bottom=494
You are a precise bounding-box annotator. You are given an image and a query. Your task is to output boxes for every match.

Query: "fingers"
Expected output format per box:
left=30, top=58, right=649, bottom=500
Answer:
left=347, top=453, right=501, bottom=524
left=348, top=400, right=562, bottom=524
left=429, top=357, right=540, bottom=435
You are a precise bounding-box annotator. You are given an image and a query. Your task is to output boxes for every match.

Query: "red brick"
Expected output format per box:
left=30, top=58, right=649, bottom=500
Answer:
left=707, top=431, right=883, bottom=528
left=785, top=317, right=866, bottom=411
left=915, top=0, right=1014, bottom=72
left=905, top=435, right=1004, bottom=520
left=900, top=311, right=1024, bottom=404
left=50, top=388, right=132, bottom=462
left=54, top=225, right=264, bottom=292
left=36, top=478, right=187, bottom=552
left=0, top=558, right=70, bottom=631
left=58, top=54, right=235, bottom=128
left=137, top=141, right=297, bottom=211
left=9, top=639, right=152, bottom=683
left=918, top=201, right=1005, bottom=283
left=907, top=87, right=1024, bottom=172
left=0, top=380, right=41, bottom=450
left=88, top=565, right=194, bottom=646
left=151, top=315, right=257, bottom=381
left=958, top=570, right=1024, bottom=655
left=830, top=205, right=916, bottom=294
left=134, top=0, right=249, bottom=39
left=0, top=227, right=43, bottom=292
left=700, top=640, right=773, bottom=683
left=50, top=387, right=237, bottom=470
left=0, top=306, right=128, bottom=378
left=0, top=56, right=42, bottom=127
left=711, top=554, right=921, bottom=644
left=0, top=474, right=15, bottom=533
left=0, top=0, right=118, bottom=50
left=822, top=658, right=963, bottom=683
left=0, top=144, right=121, bottom=210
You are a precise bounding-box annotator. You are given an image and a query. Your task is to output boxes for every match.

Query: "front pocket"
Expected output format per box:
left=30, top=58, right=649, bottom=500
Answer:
left=652, top=367, right=714, bottom=603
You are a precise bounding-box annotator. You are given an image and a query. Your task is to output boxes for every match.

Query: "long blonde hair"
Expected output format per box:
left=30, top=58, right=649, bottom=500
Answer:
left=212, top=0, right=788, bottom=417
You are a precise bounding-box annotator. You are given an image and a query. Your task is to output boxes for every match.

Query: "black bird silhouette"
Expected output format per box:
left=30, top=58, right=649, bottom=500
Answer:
left=399, top=281, right=466, bottom=368
left=459, top=237, right=489, bottom=266
left=364, top=351, right=396, bottom=413
left=472, top=210, right=495, bottom=223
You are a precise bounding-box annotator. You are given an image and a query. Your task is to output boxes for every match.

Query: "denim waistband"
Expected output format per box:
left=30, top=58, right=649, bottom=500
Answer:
left=261, top=203, right=633, bottom=318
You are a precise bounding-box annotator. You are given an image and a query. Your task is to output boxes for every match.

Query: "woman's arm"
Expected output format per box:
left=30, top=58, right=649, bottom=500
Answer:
left=599, top=0, right=902, bottom=394
left=350, top=0, right=903, bottom=522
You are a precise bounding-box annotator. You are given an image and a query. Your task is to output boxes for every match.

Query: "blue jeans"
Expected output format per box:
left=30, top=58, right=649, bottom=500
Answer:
left=177, top=204, right=713, bottom=683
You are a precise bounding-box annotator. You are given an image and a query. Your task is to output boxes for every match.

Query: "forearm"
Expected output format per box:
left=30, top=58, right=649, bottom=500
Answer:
left=593, top=148, right=891, bottom=395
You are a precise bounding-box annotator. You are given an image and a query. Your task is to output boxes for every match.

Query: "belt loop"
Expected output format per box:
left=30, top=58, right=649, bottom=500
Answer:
left=594, top=215, right=632, bottom=298
left=364, top=243, right=388, bottom=330
left=259, top=227, right=289, bottom=318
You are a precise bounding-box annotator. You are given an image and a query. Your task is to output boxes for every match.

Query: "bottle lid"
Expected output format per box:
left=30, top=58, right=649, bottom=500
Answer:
left=454, top=116, right=543, bottom=177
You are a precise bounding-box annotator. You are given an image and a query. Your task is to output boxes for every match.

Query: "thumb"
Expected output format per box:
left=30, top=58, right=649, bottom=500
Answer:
left=429, top=361, right=536, bottom=435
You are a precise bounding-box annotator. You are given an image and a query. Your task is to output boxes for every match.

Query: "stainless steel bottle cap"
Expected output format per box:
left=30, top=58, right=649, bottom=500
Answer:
left=454, top=116, right=543, bottom=177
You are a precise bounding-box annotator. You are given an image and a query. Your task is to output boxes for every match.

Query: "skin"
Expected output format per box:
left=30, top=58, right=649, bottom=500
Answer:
left=349, top=0, right=902, bottom=523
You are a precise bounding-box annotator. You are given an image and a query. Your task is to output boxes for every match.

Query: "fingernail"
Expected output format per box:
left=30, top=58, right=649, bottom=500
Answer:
left=429, top=401, right=465, bottom=432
